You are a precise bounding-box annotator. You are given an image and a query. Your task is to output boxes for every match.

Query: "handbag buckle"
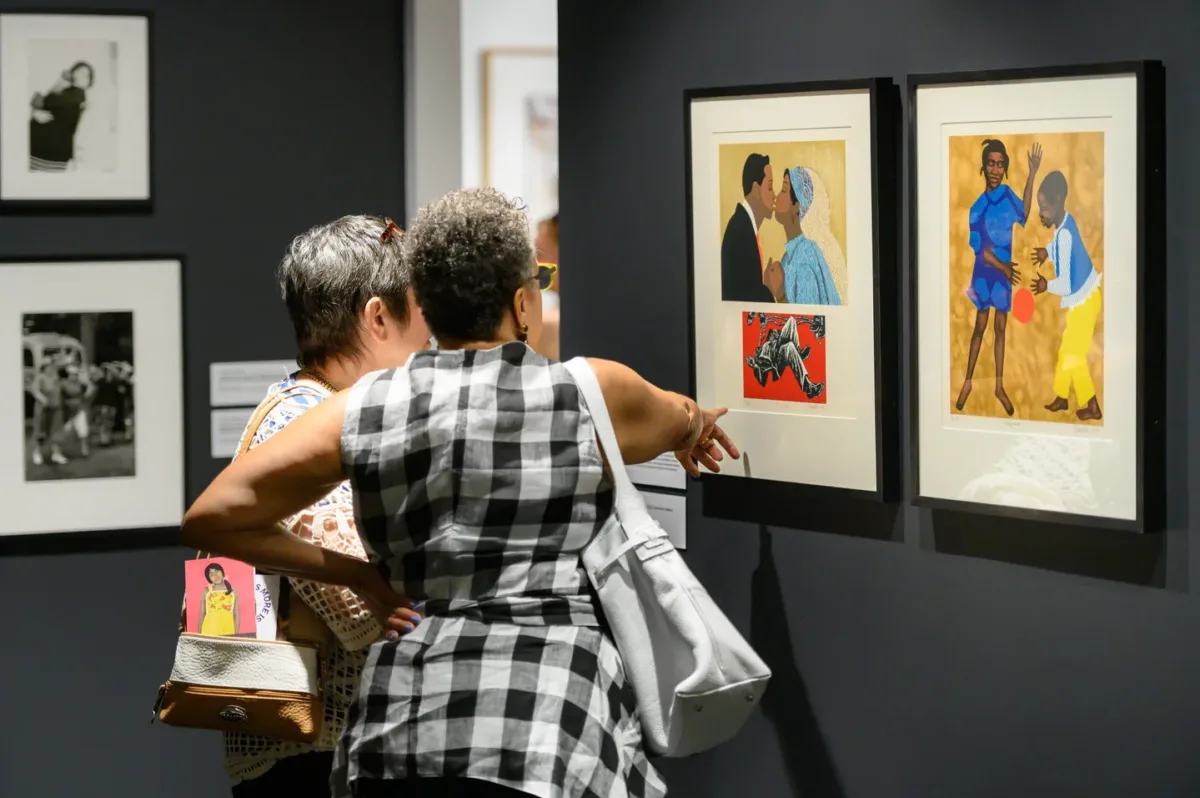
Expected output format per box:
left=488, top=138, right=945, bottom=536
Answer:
left=218, top=705, right=249, bottom=724
left=635, top=536, right=671, bottom=561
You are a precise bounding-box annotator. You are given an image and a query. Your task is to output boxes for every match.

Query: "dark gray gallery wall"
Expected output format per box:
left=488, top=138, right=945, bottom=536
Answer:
left=0, top=1, right=404, bottom=796
left=560, top=1, right=1199, bottom=797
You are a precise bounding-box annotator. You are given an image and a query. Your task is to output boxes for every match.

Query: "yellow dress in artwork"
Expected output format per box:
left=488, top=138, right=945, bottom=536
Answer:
left=201, top=587, right=237, bottom=636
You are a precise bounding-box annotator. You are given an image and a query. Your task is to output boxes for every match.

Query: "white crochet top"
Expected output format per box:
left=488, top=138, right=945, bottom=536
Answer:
left=222, top=377, right=382, bottom=785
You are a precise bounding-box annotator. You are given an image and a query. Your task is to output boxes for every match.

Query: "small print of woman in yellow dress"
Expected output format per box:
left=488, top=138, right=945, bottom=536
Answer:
left=198, top=562, right=239, bottom=636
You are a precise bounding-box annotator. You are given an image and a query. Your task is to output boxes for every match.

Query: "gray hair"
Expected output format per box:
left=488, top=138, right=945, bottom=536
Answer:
left=406, top=188, right=533, bottom=342
left=276, top=214, right=408, bottom=368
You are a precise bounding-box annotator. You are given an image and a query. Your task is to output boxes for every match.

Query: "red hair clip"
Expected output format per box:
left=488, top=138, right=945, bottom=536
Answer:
left=380, top=218, right=402, bottom=243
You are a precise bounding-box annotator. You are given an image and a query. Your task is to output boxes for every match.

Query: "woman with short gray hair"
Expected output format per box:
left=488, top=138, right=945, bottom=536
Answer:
left=220, top=214, right=427, bottom=798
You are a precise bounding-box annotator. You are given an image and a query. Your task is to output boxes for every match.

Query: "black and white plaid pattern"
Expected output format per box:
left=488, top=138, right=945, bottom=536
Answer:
left=332, top=343, right=667, bottom=798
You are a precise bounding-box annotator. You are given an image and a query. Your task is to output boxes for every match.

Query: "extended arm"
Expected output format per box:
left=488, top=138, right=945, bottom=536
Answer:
left=1020, top=144, right=1042, bottom=226
left=181, top=394, right=417, bottom=632
left=588, top=358, right=739, bottom=476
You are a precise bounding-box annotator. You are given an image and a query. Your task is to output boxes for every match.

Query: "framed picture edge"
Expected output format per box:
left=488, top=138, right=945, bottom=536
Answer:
left=0, top=9, right=155, bottom=214
left=906, top=60, right=1167, bottom=534
left=479, top=45, right=557, bottom=188
left=915, top=495, right=1144, bottom=534
left=682, top=76, right=902, bottom=506
left=0, top=253, right=188, bottom=544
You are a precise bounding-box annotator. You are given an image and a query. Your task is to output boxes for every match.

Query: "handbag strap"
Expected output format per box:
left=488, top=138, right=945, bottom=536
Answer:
left=562, top=357, right=660, bottom=531
left=189, top=389, right=291, bottom=564
left=180, top=381, right=328, bottom=632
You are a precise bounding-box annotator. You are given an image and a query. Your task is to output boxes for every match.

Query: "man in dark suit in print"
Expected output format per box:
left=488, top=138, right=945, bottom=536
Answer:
left=721, top=153, right=779, bottom=303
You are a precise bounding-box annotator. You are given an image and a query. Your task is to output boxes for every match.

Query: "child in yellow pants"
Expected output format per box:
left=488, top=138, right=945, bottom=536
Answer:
left=1031, top=169, right=1103, bottom=422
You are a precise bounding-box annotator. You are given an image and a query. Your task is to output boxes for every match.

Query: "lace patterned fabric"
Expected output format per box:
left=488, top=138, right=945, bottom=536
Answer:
left=222, top=376, right=383, bottom=785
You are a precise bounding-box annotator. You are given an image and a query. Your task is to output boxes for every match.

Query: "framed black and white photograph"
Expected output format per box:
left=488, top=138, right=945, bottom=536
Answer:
left=2, top=257, right=182, bottom=537
left=0, top=12, right=151, bottom=211
left=684, top=78, right=901, bottom=506
left=909, top=62, right=1165, bottom=532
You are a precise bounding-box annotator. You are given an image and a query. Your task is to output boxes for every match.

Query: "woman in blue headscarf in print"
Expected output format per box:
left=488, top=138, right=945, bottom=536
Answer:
left=768, top=166, right=844, bottom=306
left=954, top=138, right=1041, bottom=417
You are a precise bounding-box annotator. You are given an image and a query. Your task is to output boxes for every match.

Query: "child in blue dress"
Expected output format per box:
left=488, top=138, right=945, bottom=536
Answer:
left=955, top=138, right=1042, bottom=416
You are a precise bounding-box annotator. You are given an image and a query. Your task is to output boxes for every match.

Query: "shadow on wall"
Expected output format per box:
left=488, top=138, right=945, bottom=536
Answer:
left=923, top=509, right=1166, bottom=587
left=750, top=526, right=847, bottom=798
left=703, top=473, right=903, bottom=543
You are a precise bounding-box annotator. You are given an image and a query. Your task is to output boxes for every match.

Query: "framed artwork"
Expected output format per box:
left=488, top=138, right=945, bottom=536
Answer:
left=482, top=47, right=557, bottom=227
left=685, top=78, right=901, bottom=501
left=1, top=257, right=184, bottom=538
left=0, top=12, right=152, bottom=212
left=909, top=62, right=1166, bottom=532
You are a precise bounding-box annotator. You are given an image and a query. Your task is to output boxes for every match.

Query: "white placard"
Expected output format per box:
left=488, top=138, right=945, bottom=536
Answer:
left=210, top=407, right=254, bottom=459
left=2, top=258, right=182, bottom=536
left=914, top=72, right=1139, bottom=522
left=0, top=14, right=151, bottom=203
left=210, top=360, right=296, bottom=407
left=688, top=87, right=879, bottom=492
left=642, top=489, right=686, bottom=550
left=628, top=451, right=688, bottom=491
left=253, top=573, right=282, bottom=641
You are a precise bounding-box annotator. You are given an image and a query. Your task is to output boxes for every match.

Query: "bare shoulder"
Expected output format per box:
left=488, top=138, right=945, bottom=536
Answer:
left=580, top=358, right=658, bottom=418
left=583, top=357, right=640, bottom=392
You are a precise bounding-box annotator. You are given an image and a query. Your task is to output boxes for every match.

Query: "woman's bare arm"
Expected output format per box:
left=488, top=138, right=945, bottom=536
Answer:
left=588, top=358, right=738, bottom=475
left=183, top=394, right=346, bottom=561
left=181, top=394, right=416, bottom=632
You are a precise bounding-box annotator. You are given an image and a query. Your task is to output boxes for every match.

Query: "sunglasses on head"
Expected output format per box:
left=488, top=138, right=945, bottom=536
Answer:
left=535, top=263, right=557, bottom=292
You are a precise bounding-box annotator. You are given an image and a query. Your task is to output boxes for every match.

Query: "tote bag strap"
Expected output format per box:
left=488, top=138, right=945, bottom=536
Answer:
left=563, top=357, right=661, bottom=532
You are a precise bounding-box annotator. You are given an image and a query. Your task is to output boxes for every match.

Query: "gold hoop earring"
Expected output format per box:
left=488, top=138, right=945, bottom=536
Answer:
left=518, top=323, right=529, bottom=342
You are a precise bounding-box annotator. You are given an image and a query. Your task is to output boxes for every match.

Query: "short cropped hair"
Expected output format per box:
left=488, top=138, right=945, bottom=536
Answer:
left=276, top=214, right=409, bottom=368
left=741, top=153, right=770, bottom=196
left=406, top=188, right=533, bottom=342
left=1039, top=170, right=1069, bottom=205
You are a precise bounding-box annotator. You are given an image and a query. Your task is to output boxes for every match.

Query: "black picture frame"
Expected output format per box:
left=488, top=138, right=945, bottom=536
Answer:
left=907, top=61, right=1166, bottom=534
left=0, top=254, right=187, bottom=554
left=682, top=78, right=903, bottom=532
left=0, top=9, right=154, bottom=214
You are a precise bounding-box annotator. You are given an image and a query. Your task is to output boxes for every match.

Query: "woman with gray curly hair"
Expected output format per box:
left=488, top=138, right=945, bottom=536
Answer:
left=182, top=188, right=739, bottom=797
left=217, top=214, right=427, bottom=798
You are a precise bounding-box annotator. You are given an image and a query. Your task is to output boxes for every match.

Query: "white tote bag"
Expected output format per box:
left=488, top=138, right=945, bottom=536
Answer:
left=564, top=357, right=771, bottom=757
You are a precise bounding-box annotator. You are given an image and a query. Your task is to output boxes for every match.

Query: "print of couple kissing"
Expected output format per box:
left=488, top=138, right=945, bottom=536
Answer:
left=720, top=152, right=845, bottom=307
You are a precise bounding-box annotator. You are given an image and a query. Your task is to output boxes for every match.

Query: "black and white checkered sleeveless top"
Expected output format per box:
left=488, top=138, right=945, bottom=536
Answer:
left=331, top=342, right=667, bottom=798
